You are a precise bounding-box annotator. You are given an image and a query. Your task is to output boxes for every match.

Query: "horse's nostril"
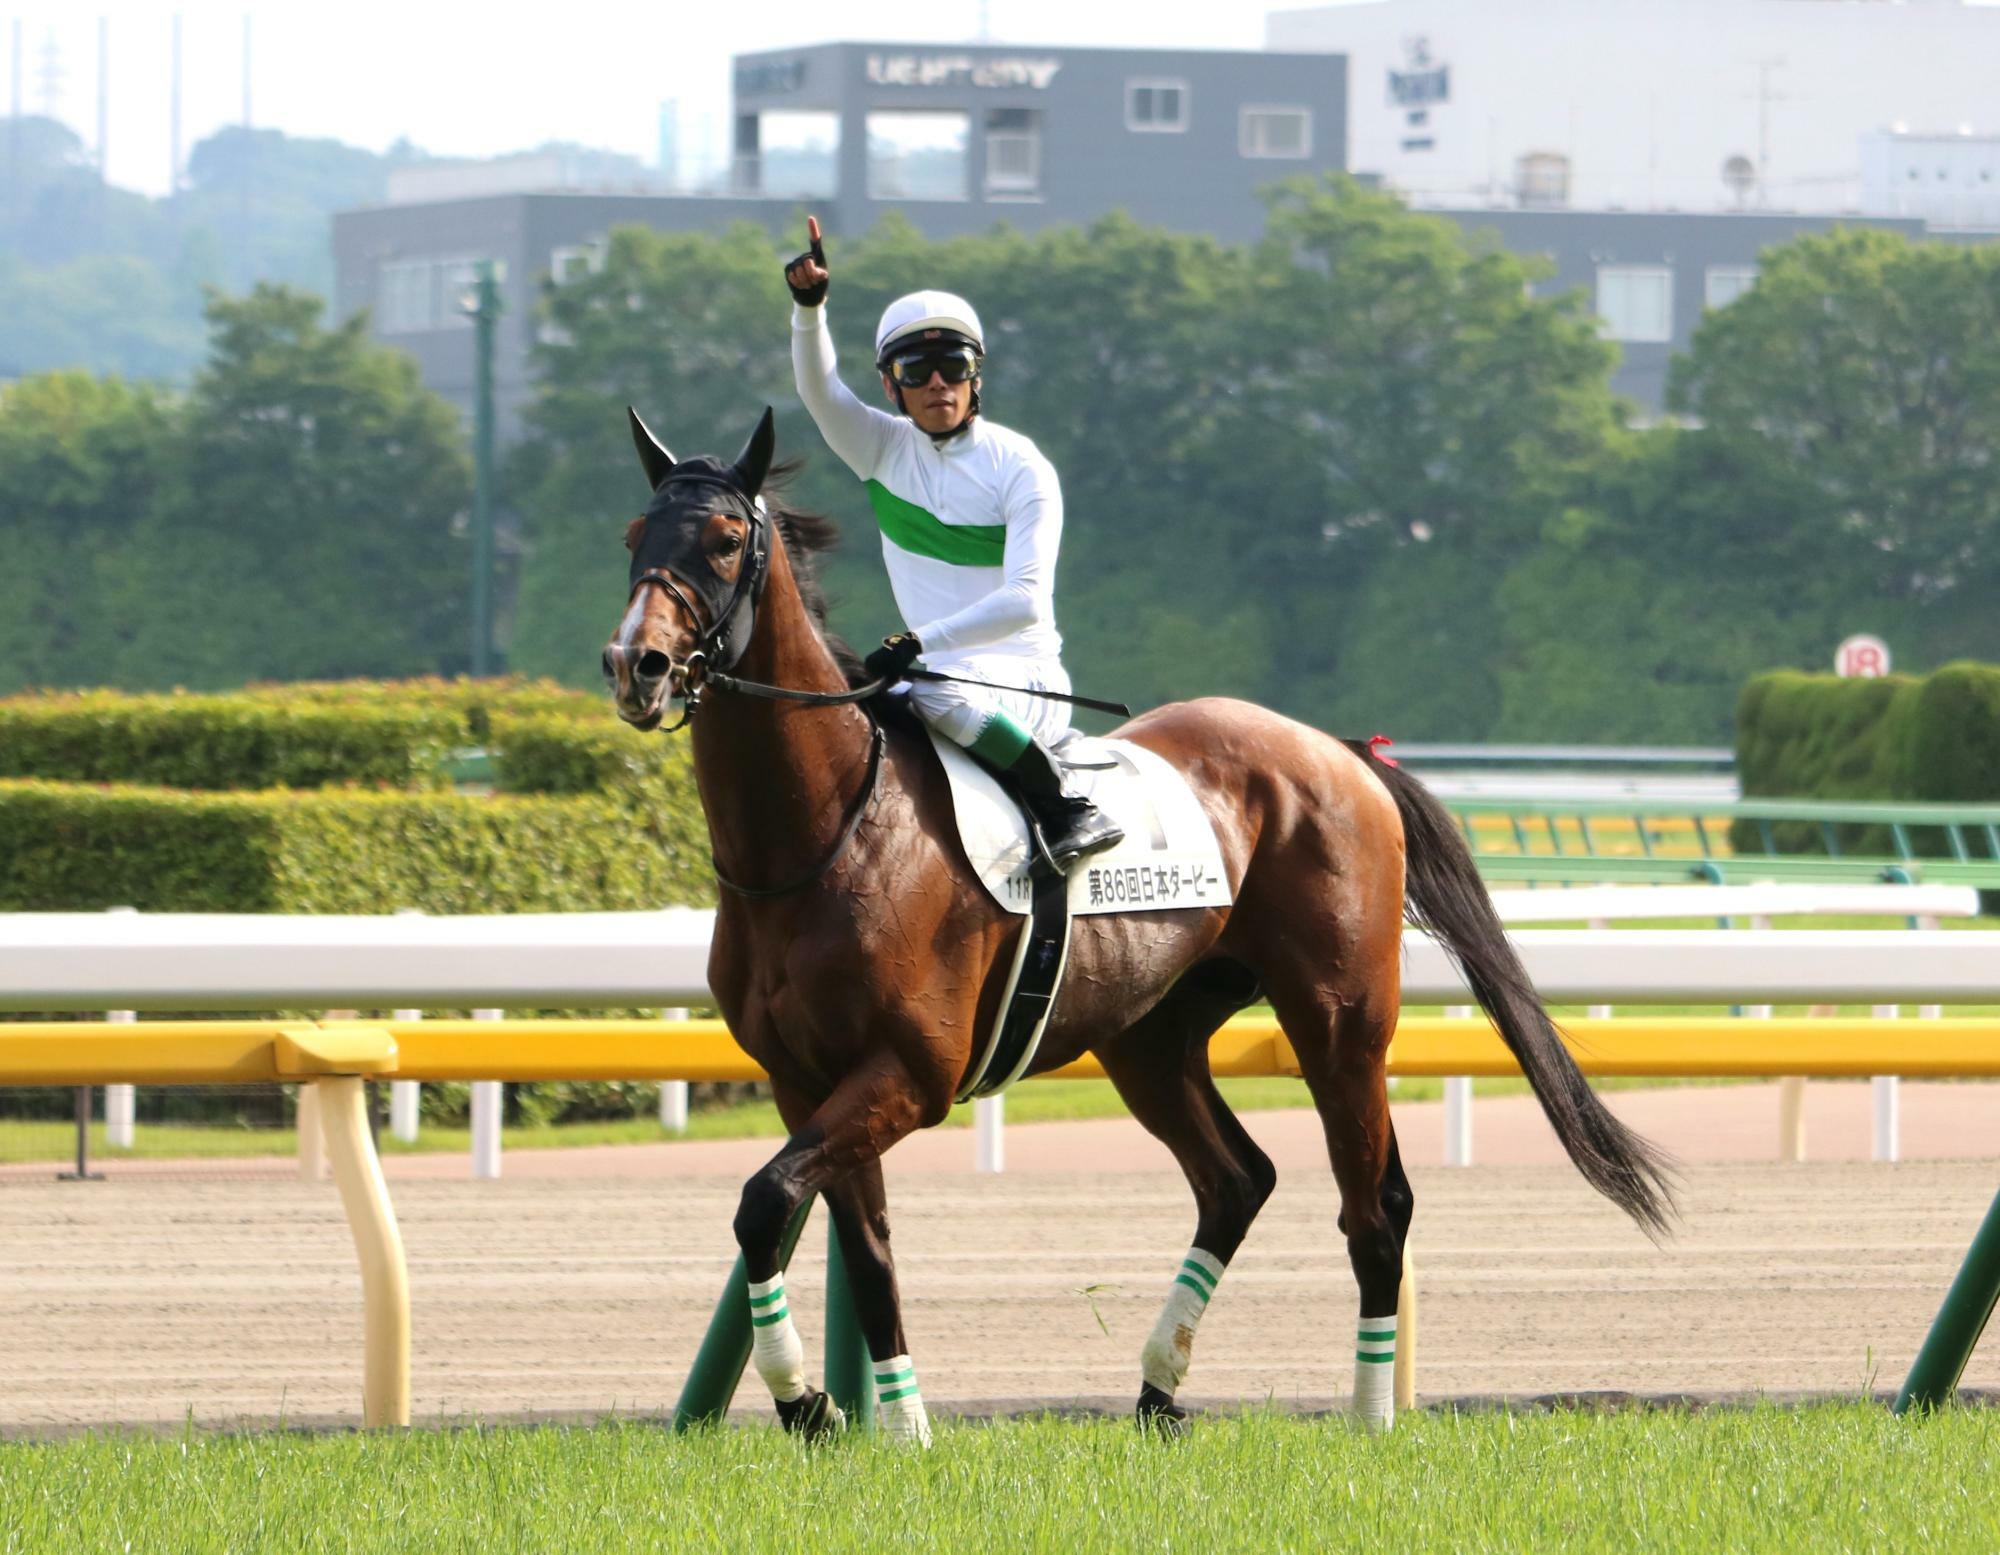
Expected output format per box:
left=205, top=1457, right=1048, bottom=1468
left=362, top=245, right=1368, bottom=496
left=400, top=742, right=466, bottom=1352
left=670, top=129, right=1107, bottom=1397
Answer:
left=636, top=649, right=671, bottom=682
left=601, top=650, right=617, bottom=682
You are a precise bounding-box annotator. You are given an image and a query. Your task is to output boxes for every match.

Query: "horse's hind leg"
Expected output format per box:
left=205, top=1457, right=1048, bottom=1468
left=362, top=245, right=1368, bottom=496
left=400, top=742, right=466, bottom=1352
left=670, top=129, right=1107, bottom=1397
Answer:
left=1268, top=979, right=1410, bottom=1432
left=1095, top=960, right=1276, bottom=1434
left=820, top=1158, right=931, bottom=1444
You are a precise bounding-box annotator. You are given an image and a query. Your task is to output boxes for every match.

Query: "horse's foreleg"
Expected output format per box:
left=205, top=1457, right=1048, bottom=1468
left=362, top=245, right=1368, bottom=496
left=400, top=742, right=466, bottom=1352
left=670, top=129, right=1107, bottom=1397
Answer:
left=822, top=1159, right=929, bottom=1445
left=733, top=1050, right=935, bottom=1442
left=1097, top=969, right=1276, bottom=1434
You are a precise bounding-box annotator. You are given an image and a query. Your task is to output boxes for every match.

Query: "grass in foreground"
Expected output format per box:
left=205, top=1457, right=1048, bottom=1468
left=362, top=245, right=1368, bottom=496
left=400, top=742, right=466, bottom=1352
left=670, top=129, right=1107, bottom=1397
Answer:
left=2, top=1405, right=1995, bottom=1554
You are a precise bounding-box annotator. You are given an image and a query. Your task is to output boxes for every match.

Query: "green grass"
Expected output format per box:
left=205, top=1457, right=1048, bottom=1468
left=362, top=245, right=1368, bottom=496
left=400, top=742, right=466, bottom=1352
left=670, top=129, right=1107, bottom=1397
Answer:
left=2, top=1406, right=1995, bottom=1553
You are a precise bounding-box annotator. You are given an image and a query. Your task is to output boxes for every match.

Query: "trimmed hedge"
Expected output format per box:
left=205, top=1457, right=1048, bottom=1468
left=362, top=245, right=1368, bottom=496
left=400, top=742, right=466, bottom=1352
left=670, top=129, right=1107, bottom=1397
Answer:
left=489, top=713, right=689, bottom=797
left=1734, top=661, right=2000, bottom=855
left=244, top=676, right=608, bottom=740
left=0, top=692, right=462, bottom=791
left=0, top=780, right=713, bottom=912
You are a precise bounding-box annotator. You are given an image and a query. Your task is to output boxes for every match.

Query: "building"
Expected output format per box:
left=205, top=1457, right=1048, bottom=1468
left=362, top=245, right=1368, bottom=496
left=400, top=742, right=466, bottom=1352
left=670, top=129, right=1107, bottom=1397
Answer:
left=1430, top=207, right=1925, bottom=410
left=332, top=41, right=1347, bottom=441
left=1267, top=0, right=2000, bottom=220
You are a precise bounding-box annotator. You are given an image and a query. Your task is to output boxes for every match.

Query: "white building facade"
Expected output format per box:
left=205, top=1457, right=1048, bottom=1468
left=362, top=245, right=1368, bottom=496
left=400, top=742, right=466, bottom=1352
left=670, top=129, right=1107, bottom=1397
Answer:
left=1267, top=0, right=2000, bottom=225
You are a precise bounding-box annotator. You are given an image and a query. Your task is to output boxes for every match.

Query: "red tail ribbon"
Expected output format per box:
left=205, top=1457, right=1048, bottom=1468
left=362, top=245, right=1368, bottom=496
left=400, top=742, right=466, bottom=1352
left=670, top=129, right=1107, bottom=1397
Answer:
left=1367, top=734, right=1400, bottom=768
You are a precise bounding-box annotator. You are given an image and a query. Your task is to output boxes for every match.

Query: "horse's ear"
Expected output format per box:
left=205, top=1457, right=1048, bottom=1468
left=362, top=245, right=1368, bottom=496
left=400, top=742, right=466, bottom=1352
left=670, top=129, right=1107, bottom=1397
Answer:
left=628, top=406, right=675, bottom=489
left=730, top=406, right=776, bottom=497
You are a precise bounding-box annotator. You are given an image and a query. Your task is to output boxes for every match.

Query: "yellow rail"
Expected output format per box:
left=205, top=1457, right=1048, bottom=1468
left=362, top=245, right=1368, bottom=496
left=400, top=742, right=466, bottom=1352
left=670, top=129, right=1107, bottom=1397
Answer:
left=5, top=1015, right=1997, bottom=1086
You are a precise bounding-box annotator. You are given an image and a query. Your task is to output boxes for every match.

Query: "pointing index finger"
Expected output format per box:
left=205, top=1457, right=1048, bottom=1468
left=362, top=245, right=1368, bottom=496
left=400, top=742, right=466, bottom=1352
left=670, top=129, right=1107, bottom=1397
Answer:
left=807, top=215, right=825, bottom=267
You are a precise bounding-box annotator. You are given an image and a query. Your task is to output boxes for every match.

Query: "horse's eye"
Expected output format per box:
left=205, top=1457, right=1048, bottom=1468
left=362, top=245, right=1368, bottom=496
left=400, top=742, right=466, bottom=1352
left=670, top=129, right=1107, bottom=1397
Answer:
left=718, top=536, right=742, bottom=556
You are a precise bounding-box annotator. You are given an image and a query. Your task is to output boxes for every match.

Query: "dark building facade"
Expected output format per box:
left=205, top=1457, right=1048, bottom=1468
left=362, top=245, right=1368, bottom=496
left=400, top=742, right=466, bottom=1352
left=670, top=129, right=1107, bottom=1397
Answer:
left=1430, top=207, right=1929, bottom=410
left=332, top=41, right=1348, bottom=441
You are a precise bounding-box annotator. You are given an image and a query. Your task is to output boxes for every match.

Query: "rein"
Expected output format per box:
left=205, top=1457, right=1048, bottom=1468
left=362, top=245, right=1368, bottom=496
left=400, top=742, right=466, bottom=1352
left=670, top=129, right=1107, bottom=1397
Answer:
left=711, top=713, right=885, bottom=899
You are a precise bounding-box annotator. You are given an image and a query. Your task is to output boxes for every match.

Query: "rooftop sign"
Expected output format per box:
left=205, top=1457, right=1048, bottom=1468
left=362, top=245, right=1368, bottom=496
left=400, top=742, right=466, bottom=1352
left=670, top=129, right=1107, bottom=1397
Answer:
left=866, top=53, right=1062, bottom=89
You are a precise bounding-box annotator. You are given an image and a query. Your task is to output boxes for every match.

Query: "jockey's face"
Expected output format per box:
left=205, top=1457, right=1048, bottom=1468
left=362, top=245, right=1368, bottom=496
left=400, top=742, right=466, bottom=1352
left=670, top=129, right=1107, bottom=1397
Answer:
left=882, top=364, right=975, bottom=435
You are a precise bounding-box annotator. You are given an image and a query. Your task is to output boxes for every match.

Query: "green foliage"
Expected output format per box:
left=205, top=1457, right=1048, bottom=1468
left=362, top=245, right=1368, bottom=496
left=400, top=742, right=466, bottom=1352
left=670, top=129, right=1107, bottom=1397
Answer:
left=0, top=780, right=713, bottom=914
left=1901, top=663, right=2000, bottom=803
left=0, top=692, right=461, bottom=790
left=1671, top=228, right=2000, bottom=661
left=489, top=712, right=688, bottom=797
left=0, top=287, right=474, bottom=692
left=243, top=675, right=608, bottom=741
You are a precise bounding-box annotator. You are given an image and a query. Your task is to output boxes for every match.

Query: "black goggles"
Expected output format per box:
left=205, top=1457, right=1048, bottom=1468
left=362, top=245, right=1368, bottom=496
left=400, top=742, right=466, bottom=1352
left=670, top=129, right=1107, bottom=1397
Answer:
left=885, top=345, right=981, bottom=388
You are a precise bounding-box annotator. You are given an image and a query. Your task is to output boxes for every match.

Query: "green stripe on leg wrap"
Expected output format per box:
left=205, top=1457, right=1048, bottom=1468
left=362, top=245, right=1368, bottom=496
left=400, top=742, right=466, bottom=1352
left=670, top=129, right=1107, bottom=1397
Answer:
left=874, top=1367, right=914, bottom=1387
left=1178, top=1259, right=1218, bottom=1295
left=877, top=1383, right=921, bottom=1403
left=751, top=1306, right=790, bottom=1327
left=748, top=1288, right=784, bottom=1308
left=1356, top=1350, right=1396, bottom=1364
left=1358, top=1328, right=1395, bottom=1342
left=1172, top=1273, right=1213, bottom=1302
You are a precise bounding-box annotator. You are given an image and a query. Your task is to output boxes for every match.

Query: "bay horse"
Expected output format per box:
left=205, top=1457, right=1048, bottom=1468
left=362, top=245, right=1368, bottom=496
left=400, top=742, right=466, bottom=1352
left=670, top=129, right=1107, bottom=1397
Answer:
left=602, top=407, right=1674, bottom=1441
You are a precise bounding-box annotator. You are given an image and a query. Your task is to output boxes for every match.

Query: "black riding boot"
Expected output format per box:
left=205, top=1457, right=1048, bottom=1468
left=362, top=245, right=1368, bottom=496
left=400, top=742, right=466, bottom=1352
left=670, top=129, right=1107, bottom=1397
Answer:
left=998, top=736, right=1125, bottom=873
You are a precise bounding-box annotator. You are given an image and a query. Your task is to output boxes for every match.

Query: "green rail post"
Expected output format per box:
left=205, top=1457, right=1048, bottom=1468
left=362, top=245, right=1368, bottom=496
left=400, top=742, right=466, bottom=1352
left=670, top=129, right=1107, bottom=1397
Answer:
left=823, top=1219, right=878, bottom=1432
left=673, top=1199, right=815, bottom=1429
left=1894, top=1185, right=2000, bottom=1414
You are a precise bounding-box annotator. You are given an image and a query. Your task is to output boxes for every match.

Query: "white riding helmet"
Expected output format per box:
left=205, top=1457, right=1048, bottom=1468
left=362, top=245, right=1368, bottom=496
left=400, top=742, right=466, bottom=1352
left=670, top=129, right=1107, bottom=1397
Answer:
left=874, top=290, right=985, bottom=367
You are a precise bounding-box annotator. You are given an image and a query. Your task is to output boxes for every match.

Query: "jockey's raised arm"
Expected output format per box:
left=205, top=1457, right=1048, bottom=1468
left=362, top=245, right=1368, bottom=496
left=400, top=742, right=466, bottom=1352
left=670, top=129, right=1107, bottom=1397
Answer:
left=783, top=216, right=1120, bottom=872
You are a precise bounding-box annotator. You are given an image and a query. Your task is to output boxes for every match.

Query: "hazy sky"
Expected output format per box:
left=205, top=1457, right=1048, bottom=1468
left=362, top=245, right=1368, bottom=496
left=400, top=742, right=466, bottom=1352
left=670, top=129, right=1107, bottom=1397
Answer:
left=4, top=1, right=1284, bottom=197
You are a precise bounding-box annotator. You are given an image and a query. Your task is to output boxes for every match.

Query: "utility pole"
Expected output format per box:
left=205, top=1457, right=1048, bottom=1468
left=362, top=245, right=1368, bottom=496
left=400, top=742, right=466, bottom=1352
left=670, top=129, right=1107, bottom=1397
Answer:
left=1755, top=56, right=1785, bottom=210
left=466, top=262, right=502, bottom=677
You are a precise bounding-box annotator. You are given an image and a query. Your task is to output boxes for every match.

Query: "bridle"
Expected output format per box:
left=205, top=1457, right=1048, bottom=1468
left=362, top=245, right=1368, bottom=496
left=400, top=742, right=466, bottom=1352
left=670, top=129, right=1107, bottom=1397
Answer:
left=624, top=476, right=887, bottom=897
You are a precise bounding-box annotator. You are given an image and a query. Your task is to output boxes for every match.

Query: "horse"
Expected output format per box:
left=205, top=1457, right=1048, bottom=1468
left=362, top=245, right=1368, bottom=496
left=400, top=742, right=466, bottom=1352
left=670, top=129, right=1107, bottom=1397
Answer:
left=602, top=406, right=1674, bottom=1442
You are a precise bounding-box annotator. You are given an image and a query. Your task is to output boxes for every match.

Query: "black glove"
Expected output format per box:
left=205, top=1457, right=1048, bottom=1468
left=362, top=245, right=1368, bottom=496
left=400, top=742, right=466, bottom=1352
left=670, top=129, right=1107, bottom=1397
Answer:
left=863, top=632, right=922, bottom=683
left=784, top=221, right=829, bottom=307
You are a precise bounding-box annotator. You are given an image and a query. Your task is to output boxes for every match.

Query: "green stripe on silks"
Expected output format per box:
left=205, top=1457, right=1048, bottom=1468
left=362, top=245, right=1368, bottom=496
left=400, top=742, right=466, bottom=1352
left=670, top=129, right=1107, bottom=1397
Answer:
left=866, top=480, right=1007, bottom=566
left=1356, top=1350, right=1396, bottom=1364
left=751, top=1307, right=790, bottom=1327
left=1173, top=1274, right=1214, bottom=1302
left=1179, top=1259, right=1218, bottom=1295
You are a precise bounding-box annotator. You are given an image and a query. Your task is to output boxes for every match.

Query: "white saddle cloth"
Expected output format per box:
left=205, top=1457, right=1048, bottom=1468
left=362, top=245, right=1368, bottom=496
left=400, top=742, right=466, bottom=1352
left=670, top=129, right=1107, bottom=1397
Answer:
left=927, top=731, right=1234, bottom=917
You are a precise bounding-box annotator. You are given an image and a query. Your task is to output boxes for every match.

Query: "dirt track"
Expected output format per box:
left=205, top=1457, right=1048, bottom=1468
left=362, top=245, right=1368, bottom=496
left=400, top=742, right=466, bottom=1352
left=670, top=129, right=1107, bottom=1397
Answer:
left=2, top=1086, right=1996, bottom=1432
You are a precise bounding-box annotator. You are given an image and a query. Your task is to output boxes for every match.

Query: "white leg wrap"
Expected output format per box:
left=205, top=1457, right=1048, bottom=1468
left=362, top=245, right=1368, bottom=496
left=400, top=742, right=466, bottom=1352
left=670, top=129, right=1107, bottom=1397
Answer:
left=872, top=1354, right=932, bottom=1447
left=747, top=1273, right=807, bottom=1404
left=1353, top=1313, right=1397, bottom=1432
left=1140, top=1247, right=1225, bottom=1396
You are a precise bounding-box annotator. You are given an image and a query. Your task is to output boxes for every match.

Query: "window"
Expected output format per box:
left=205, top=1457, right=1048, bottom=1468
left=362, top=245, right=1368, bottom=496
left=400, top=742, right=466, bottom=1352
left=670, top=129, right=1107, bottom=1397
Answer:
left=435, top=258, right=488, bottom=330
left=1596, top=265, right=1674, bottom=344
left=866, top=111, right=969, bottom=200
left=1240, top=106, right=1312, bottom=160
left=1126, top=79, right=1188, bottom=133
left=549, top=243, right=605, bottom=285
left=755, top=110, right=840, bottom=199
left=378, top=261, right=435, bottom=334
left=985, top=108, right=1041, bottom=196
left=1704, top=264, right=1757, bottom=309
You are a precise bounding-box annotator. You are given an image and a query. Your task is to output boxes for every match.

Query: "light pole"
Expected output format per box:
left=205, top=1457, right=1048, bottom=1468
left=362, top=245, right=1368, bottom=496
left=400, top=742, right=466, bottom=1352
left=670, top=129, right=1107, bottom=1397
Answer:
left=464, top=261, right=502, bottom=677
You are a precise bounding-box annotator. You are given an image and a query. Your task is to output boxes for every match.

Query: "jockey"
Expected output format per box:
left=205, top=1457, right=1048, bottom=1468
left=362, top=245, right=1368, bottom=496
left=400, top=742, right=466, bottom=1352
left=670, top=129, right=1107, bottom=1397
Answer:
left=783, top=218, right=1123, bottom=872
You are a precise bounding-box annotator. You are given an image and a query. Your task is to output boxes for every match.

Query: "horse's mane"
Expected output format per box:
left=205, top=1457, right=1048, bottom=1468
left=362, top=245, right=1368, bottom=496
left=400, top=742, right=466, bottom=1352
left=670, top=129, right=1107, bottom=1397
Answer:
left=762, top=457, right=869, bottom=687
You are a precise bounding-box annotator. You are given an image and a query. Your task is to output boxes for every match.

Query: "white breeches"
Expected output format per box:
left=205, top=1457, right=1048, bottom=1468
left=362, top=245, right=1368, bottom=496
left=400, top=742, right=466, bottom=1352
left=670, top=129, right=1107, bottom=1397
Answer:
left=908, top=655, right=1074, bottom=749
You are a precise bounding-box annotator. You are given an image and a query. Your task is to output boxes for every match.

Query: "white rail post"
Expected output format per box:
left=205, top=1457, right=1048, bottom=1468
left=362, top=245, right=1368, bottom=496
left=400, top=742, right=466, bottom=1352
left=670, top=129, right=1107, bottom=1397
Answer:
left=1744, top=914, right=1800, bottom=1162
left=1443, top=1006, right=1473, bottom=1168
left=471, top=1008, right=503, bottom=1181
left=1586, top=919, right=1613, bottom=1019
left=659, top=1007, right=690, bottom=1134
left=975, top=1094, right=1004, bottom=1174
left=105, top=906, right=137, bottom=1150
left=1872, top=1003, right=1900, bottom=1163
left=389, top=1008, right=422, bottom=1144
left=389, top=911, right=423, bottom=1144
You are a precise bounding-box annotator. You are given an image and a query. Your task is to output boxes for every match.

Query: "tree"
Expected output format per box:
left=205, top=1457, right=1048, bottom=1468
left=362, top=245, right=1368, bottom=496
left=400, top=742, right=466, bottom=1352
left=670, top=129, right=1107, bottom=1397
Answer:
left=0, top=371, right=176, bottom=692
left=154, top=284, right=471, bottom=684
left=1669, top=228, right=2000, bottom=663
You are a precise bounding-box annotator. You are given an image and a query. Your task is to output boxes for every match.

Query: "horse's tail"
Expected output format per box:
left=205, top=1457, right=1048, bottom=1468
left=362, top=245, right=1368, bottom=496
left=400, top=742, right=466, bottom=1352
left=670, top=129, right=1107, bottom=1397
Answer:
left=1344, top=739, right=1678, bottom=1238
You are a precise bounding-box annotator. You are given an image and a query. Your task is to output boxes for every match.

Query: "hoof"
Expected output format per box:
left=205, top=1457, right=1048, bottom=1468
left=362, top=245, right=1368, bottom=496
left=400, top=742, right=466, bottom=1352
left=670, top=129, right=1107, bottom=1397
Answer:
left=775, top=1387, right=846, bottom=1442
left=1136, top=1383, right=1189, bottom=1438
